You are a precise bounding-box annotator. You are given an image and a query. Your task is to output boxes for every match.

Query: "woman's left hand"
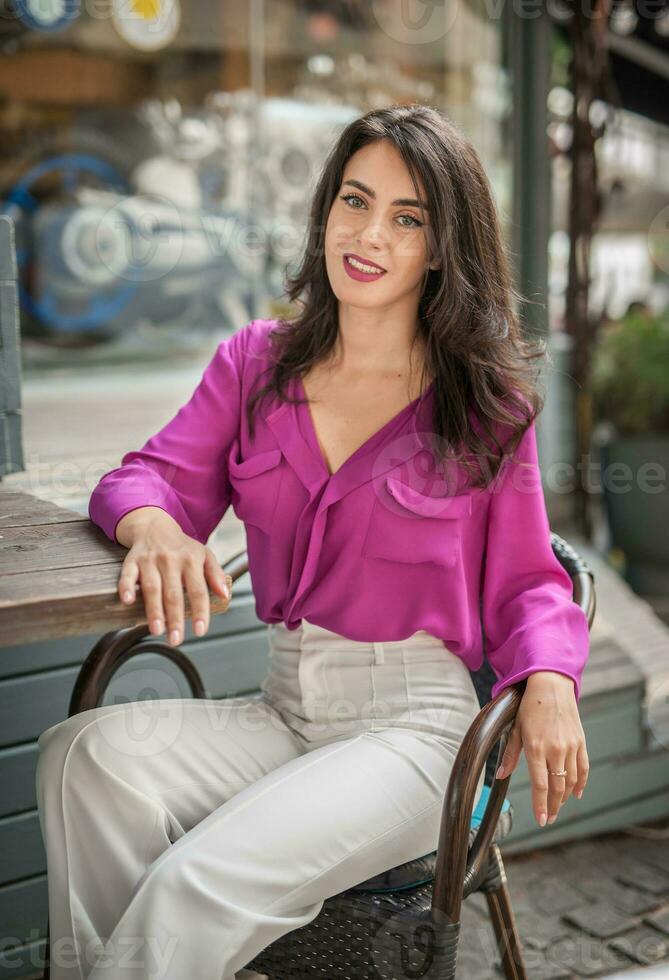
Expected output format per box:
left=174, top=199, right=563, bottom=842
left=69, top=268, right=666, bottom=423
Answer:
left=494, top=671, right=589, bottom=828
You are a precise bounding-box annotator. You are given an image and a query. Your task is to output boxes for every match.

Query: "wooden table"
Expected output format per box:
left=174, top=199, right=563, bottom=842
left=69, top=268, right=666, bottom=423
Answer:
left=0, top=487, right=231, bottom=710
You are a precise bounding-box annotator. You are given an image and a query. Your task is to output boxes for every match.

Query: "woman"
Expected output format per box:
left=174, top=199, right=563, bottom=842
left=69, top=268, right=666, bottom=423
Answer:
left=36, top=104, right=590, bottom=980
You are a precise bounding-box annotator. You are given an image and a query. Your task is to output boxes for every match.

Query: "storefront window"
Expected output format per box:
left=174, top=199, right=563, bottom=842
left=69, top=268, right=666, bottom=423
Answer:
left=0, top=0, right=512, bottom=373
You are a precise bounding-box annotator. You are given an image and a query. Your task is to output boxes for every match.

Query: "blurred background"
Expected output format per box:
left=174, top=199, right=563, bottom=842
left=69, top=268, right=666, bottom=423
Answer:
left=1, top=0, right=668, bottom=616
left=2, top=2, right=669, bottom=977
left=0, top=0, right=512, bottom=363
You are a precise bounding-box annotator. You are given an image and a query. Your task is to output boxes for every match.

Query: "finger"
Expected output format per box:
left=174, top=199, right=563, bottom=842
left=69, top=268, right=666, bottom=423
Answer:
left=560, top=746, right=579, bottom=804
left=182, top=556, right=211, bottom=637
left=157, top=557, right=185, bottom=647
left=204, top=549, right=231, bottom=601
left=137, top=560, right=165, bottom=636
left=118, top=557, right=139, bottom=605
left=526, top=748, right=550, bottom=827
left=574, top=742, right=590, bottom=799
left=546, top=752, right=568, bottom=823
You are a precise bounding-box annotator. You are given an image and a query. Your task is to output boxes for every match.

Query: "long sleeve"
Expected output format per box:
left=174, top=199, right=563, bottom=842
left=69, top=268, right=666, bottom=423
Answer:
left=481, top=419, right=590, bottom=703
left=88, top=327, right=246, bottom=546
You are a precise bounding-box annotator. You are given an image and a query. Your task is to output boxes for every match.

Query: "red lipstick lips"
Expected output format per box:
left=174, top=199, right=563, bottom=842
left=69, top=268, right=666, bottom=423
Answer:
left=343, top=253, right=387, bottom=282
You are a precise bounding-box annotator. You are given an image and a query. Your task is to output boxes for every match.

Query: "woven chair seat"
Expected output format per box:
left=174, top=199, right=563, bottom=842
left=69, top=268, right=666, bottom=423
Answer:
left=348, top=786, right=513, bottom=893
left=249, top=882, right=457, bottom=979
left=245, top=790, right=513, bottom=979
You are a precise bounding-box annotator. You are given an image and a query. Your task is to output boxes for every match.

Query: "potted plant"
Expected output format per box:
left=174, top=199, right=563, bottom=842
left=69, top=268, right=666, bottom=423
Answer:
left=591, top=306, right=669, bottom=596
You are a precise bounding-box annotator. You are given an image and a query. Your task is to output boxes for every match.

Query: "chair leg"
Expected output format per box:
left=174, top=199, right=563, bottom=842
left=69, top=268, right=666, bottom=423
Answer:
left=480, top=845, right=528, bottom=980
left=43, top=918, right=50, bottom=980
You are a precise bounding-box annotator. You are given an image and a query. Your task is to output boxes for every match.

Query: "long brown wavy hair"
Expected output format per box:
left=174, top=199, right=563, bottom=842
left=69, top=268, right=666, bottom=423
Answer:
left=246, top=103, right=548, bottom=489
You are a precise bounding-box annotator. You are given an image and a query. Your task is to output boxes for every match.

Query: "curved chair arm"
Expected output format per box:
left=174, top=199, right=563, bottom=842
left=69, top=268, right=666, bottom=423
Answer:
left=551, top=532, right=596, bottom=629
left=68, top=624, right=207, bottom=714
left=430, top=681, right=525, bottom=924
left=68, top=549, right=251, bottom=715
left=430, top=533, right=596, bottom=925
left=221, top=549, right=250, bottom=581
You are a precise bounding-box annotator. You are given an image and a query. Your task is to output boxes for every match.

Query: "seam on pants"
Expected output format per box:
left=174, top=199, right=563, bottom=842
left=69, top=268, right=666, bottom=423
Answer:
left=370, top=657, right=378, bottom=727
left=260, top=791, right=441, bottom=916
left=401, top=647, right=410, bottom=722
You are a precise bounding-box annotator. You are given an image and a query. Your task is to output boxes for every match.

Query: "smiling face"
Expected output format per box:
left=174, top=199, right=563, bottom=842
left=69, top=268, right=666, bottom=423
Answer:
left=324, top=139, right=441, bottom=316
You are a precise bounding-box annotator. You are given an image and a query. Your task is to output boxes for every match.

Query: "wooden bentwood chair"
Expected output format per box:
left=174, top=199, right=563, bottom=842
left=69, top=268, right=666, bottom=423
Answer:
left=42, top=532, right=595, bottom=980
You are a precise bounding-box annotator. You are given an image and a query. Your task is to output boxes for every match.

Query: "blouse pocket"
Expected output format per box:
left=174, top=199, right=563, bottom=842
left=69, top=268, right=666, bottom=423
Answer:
left=361, top=476, right=473, bottom=568
left=228, top=443, right=283, bottom=534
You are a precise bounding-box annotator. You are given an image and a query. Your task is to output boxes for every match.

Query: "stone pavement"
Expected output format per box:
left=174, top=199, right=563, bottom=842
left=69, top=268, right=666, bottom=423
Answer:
left=455, top=818, right=669, bottom=978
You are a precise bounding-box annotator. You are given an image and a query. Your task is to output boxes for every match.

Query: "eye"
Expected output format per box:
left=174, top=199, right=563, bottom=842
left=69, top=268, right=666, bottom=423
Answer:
left=340, top=193, right=365, bottom=209
left=397, top=214, right=423, bottom=228
left=339, top=193, right=423, bottom=228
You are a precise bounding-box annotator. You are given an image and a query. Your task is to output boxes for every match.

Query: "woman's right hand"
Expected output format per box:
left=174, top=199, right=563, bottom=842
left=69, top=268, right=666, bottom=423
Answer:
left=115, top=510, right=232, bottom=646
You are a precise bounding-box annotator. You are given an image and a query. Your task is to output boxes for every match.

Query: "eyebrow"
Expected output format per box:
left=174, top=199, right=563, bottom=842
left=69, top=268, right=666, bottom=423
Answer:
left=342, top=179, right=430, bottom=212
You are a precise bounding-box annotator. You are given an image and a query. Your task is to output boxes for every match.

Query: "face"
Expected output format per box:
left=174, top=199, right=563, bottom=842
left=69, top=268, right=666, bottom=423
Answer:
left=324, top=139, right=441, bottom=314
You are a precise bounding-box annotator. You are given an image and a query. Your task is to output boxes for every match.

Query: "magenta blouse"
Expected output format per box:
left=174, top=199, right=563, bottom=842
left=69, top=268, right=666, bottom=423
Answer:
left=89, top=318, right=590, bottom=702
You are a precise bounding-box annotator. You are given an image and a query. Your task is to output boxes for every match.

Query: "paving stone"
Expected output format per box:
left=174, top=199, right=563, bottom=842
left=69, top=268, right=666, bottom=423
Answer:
left=608, top=925, right=669, bottom=965
left=501, top=956, right=572, bottom=979
left=588, top=852, right=661, bottom=887
left=547, top=932, right=637, bottom=977
left=547, top=932, right=617, bottom=977
left=591, top=943, right=646, bottom=976
left=454, top=947, right=499, bottom=979
left=516, top=848, right=575, bottom=883
left=609, top=887, right=665, bottom=917
left=561, top=839, right=600, bottom=864
left=643, top=845, right=669, bottom=876
left=528, top=879, right=593, bottom=916
left=458, top=905, right=501, bottom=973
left=610, top=833, right=669, bottom=876
left=615, top=864, right=669, bottom=897
left=465, top=891, right=492, bottom=920
left=575, top=877, right=662, bottom=915
left=571, top=869, right=610, bottom=901
left=562, top=901, right=641, bottom=939
left=471, top=827, right=669, bottom=976
left=516, top=909, right=573, bottom=951
left=644, top=903, right=669, bottom=936
left=499, top=941, right=559, bottom=978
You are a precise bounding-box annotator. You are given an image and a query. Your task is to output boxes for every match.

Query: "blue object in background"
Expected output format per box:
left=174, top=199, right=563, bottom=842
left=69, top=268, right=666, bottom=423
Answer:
left=1, top=153, right=137, bottom=333
left=14, top=0, right=81, bottom=34
left=14, top=0, right=80, bottom=33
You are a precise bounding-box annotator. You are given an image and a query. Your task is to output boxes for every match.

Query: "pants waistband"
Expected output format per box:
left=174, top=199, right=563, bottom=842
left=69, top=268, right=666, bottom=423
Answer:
left=268, top=618, right=449, bottom=666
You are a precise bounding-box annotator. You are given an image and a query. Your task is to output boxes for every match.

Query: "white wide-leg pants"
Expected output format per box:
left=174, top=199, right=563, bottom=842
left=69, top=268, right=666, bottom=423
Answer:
left=35, top=617, right=485, bottom=980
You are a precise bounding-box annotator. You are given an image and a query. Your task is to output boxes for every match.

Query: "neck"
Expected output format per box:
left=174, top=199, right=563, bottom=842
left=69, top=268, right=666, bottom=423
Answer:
left=331, top=308, right=426, bottom=379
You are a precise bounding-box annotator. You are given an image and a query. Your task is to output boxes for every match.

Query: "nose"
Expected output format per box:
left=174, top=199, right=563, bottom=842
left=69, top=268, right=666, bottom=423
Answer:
left=355, top=213, right=389, bottom=254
